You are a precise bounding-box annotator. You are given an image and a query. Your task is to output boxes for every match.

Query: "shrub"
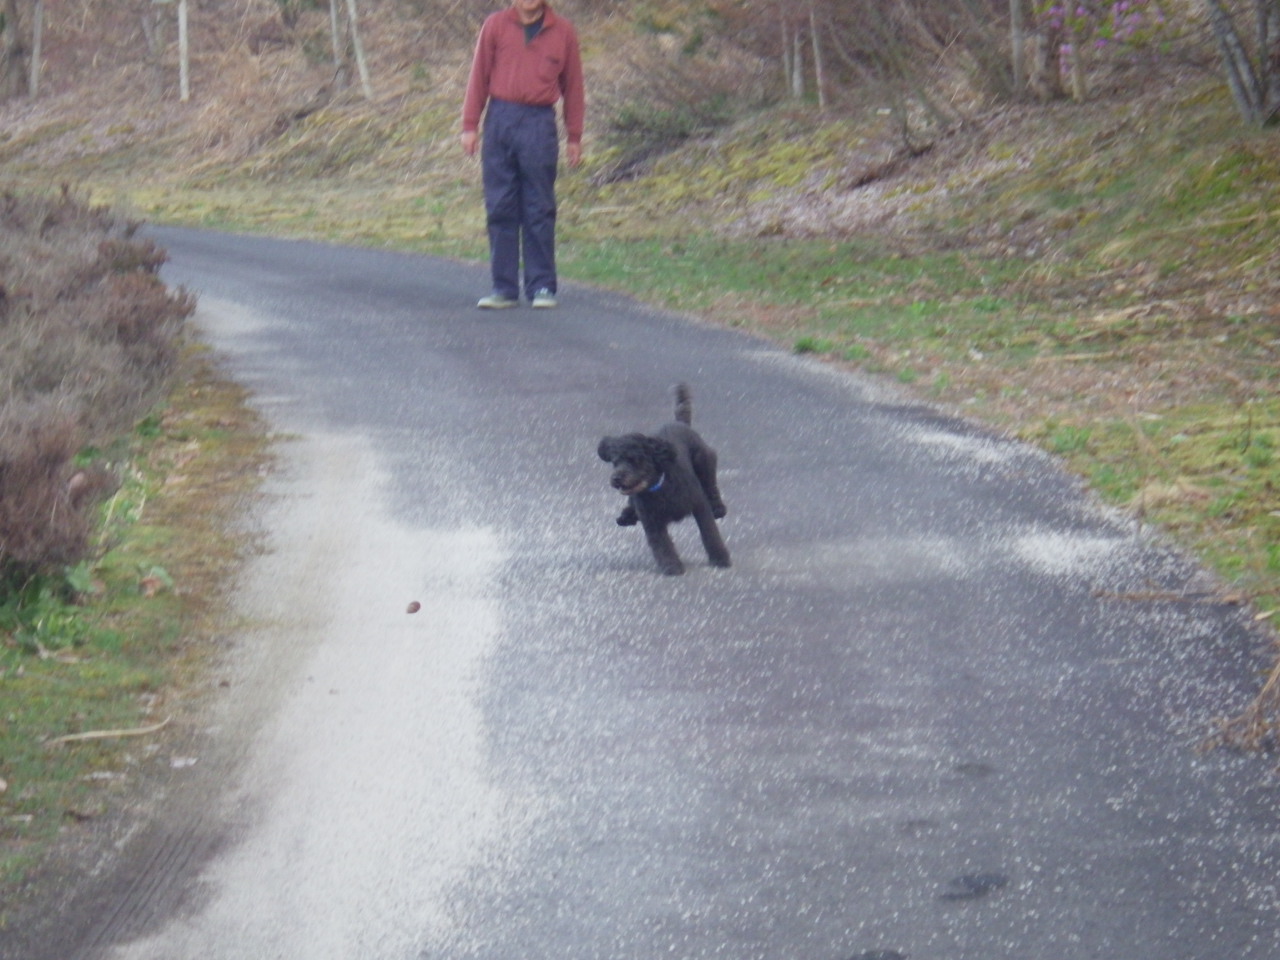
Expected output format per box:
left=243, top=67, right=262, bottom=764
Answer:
left=0, top=398, right=85, bottom=569
left=0, top=188, right=193, bottom=581
left=593, top=33, right=771, bottom=184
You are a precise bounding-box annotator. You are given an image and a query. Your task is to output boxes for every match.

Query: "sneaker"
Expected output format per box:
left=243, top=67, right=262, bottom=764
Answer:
left=477, top=293, right=519, bottom=309
left=531, top=288, right=558, bottom=309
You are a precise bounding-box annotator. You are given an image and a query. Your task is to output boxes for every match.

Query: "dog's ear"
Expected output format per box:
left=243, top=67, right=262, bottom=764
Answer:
left=643, top=436, right=678, bottom=469
left=597, top=437, right=619, bottom=462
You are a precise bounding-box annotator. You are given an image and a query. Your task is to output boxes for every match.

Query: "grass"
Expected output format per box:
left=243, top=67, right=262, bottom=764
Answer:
left=1074, top=398, right=1280, bottom=596
left=0, top=348, right=270, bottom=910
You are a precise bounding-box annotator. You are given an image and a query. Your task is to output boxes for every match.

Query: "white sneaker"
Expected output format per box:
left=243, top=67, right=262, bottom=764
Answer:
left=477, top=293, right=519, bottom=309
left=531, top=288, right=558, bottom=309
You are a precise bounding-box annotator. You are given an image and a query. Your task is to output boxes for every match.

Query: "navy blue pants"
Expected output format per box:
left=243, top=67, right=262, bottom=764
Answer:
left=482, top=99, right=558, bottom=301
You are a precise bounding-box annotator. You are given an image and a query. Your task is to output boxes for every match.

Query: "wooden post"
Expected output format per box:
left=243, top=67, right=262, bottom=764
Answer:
left=178, top=0, right=189, bottom=102
left=29, top=0, right=43, bottom=98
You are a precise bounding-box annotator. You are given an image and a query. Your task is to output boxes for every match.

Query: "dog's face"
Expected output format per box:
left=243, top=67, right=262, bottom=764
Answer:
left=597, top=434, right=677, bottom=495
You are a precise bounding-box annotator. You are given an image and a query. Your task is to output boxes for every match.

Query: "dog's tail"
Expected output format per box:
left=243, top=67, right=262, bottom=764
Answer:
left=673, top=383, right=693, bottom=425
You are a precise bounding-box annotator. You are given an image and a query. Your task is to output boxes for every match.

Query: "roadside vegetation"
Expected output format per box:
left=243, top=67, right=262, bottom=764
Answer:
left=0, top=188, right=270, bottom=920
left=0, top=0, right=1277, bottom=924
left=0, top=190, right=190, bottom=575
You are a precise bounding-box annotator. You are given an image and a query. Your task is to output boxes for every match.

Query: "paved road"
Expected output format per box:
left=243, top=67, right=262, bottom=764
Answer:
left=31, top=229, right=1280, bottom=959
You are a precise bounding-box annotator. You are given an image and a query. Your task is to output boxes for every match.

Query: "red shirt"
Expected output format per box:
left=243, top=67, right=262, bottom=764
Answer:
left=462, top=5, right=585, bottom=145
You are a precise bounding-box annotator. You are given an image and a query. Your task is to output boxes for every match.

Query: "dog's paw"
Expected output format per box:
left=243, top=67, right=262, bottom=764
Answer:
left=711, top=502, right=727, bottom=520
left=616, top=506, right=638, bottom=526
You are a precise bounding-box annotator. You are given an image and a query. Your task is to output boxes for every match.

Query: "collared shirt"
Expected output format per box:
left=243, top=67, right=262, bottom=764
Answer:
left=461, top=4, right=585, bottom=144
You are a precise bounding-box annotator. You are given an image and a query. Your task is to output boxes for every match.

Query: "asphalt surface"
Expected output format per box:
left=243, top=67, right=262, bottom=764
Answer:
left=18, top=228, right=1280, bottom=959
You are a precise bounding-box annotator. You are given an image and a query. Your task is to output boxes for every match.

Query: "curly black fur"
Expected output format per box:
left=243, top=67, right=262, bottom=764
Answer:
left=597, top=384, right=730, bottom=576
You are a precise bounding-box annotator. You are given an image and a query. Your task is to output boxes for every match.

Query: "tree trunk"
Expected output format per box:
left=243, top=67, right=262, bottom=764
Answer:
left=1027, top=27, right=1063, bottom=101
left=1010, top=0, right=1025, bottom=97
left=1202, top=0, right=1272, bottom=124
left=790, top=21, right=804, bottom=99
left=345, top=0, right=373, bottom=99
left=329, top=0, right=343, bottom=71
left=2, top=0, right=28, bottom=99
left=779, top=5, right=792, bottom=96
left=28, top=0, right=41, bottom=98
left=178, top=0, right=189, bottom=102
left=809, top=2, right=826, bottom=109
left=1262, top=0, right=1280, bottom=121
left=141, top=2, right=170, bottom=100
left=1066, top=23, right=1088, bottom=102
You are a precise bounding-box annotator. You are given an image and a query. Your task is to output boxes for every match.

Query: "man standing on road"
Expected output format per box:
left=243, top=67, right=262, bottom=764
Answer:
left=461, top=0, right=585, bottom=310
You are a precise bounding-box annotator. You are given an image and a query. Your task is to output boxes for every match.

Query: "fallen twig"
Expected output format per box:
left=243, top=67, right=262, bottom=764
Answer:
left=1033, top=351, right=1122, bottom=362
left=45, top=716, right=171, bottom=748
left=1093, top=588, right=1244, bottom=605
left=1204, top=663, right=1280, bottom=756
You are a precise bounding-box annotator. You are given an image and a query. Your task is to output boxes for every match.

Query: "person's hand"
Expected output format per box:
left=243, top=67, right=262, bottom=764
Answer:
left=567, top=142, right=582, bottom=168
left=461, top=131, right=478, bottom=157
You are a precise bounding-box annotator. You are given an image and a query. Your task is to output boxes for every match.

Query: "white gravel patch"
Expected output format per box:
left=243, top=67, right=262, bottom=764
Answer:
left=111, top=432, right=522, bottom=960
left=1010, top=530, right=1133, bottom=579
left=909, top=426, right=1041, bottom=468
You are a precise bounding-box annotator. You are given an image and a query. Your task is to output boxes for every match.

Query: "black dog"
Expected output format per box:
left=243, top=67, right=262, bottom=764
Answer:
left=597, top=384, right=730, bottom=576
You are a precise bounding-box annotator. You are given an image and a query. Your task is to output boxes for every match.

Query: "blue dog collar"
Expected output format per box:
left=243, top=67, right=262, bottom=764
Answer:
left=647, top=474, right=665, bottom=493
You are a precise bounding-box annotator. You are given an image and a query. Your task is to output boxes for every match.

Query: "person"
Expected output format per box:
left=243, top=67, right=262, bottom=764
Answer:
left=461, top=0, right=585, bottom=310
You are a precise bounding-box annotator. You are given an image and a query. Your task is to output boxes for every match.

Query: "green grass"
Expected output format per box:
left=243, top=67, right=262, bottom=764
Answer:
left=559, top=235, right=1034, bottom=338
left=1, top=352, right=270, bottom=897
left=1039, top=397, right=1280, bottom=605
